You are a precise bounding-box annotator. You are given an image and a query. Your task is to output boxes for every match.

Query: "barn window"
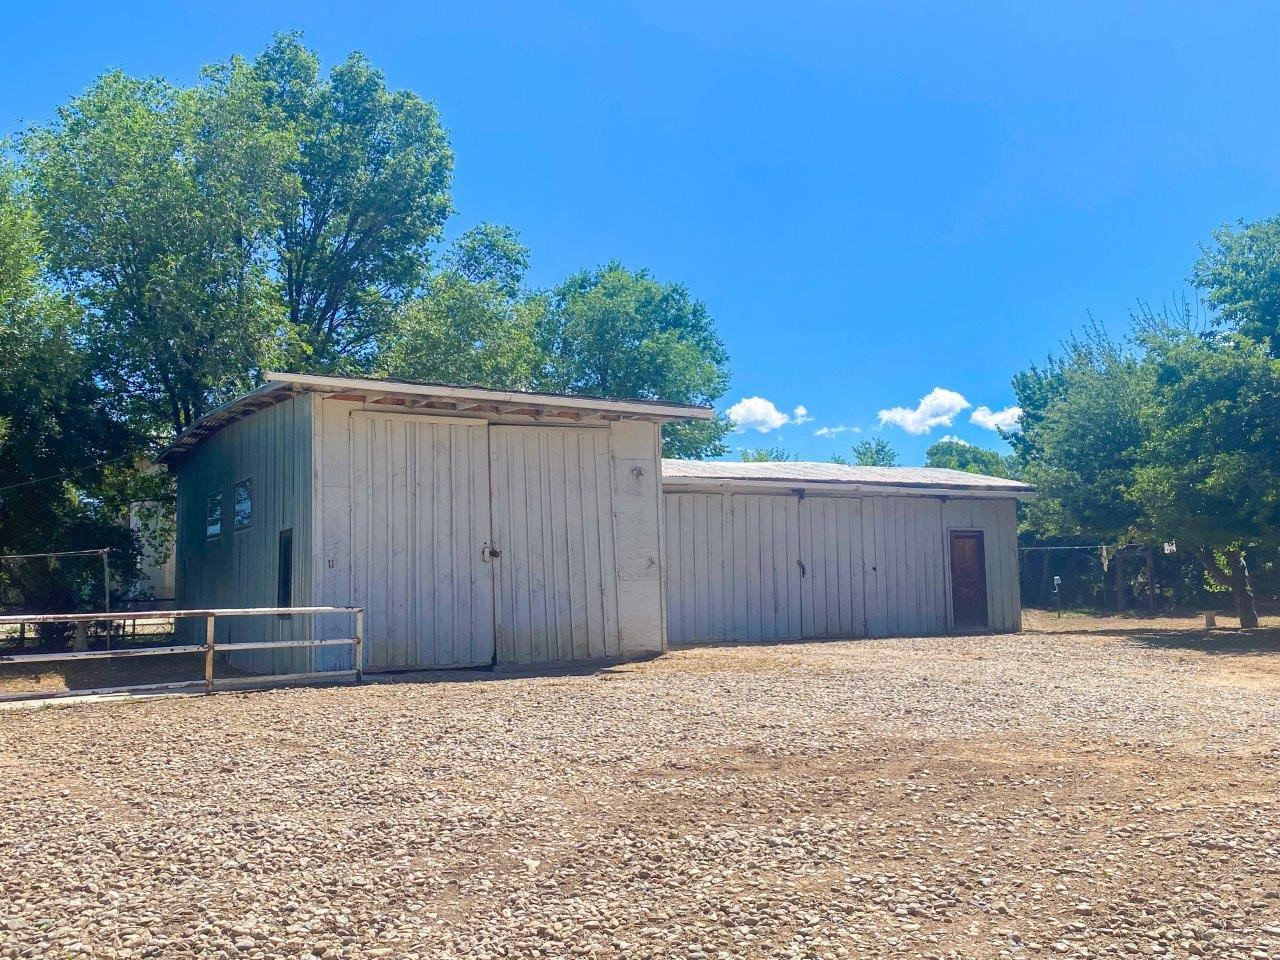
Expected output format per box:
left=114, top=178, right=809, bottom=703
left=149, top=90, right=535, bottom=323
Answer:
left=205, top=492, right=223, bottom=538
left=277, top=529, right=293, bottom=616
left=233, top=479, right=253, bottom=529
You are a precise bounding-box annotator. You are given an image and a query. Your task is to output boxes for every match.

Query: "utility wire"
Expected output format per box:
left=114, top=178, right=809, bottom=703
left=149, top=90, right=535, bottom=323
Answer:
left=0, top=548, right=109, bottom=561
left=0, top=450, right=159, bottom=495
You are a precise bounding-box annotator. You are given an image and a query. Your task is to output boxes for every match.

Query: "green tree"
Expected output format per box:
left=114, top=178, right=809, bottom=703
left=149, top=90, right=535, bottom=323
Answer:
left=741, top=446, right=797, bottom=462
left=383, top=225, right=543, bottom=389
left=444, top=222, right=529, bottom=298
left=925, top=438, right=1011, bottom=477
left=0, top=159, right=140, bottom=617
left=1012, top=318, right=1277, bottom=626
left=836, top=437, right=898, bottom=466
left=1194, top=218, right=1280, bottom=355
left=23, top=70, right=290, bottom=433
left=1130, top=329, right=1280, bottom=627
left=1011, top=327, right=1147, bottom=543
left=23, top=34, right=456, bottom=431
left=236, top=34, right=454, bottom=368
left=537, top=262, right=732, bottom=459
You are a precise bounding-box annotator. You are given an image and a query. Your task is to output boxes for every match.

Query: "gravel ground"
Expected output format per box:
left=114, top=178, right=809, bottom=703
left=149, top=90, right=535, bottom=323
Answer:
left=1, top=616, right=1278, bottom=959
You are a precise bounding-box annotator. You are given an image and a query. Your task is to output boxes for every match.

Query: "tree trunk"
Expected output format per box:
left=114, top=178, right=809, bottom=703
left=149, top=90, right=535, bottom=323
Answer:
left=1038, top=551, right=1052, bottom=604
left=1227, top=550, right=1260, bottom=629
left=1194, top=546, right=1260, bottom=629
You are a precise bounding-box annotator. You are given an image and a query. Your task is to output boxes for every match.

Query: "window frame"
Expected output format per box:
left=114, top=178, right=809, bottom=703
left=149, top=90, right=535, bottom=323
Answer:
left=205, top=491, right=224, bottom=539
left=233, top=478, right=254, bottom=531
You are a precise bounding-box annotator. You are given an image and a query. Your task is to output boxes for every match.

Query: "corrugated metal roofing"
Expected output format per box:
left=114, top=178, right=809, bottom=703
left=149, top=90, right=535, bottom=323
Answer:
left=661, top=459, right=1033, bottom=493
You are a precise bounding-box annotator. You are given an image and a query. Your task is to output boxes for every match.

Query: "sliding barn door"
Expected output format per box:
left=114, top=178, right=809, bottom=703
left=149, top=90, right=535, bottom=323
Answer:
left=489, top=426, right=621, bottom=665
left=664, top=493, right=732, bottom=644
left=798, top=496, right=867, bottom=638
left=350, top=412, right=495, bottom=671
left=728, top=494, right=804, bottom=641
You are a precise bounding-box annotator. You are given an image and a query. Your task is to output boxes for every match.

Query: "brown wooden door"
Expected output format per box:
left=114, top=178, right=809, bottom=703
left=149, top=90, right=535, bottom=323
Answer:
left=949, top=530, right=989, bottom=630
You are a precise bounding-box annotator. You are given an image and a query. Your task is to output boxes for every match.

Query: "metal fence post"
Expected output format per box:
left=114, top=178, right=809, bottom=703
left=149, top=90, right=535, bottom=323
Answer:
left=204, top=615, right=216, bottom=694
left=353, top=609, right=364, bottom=684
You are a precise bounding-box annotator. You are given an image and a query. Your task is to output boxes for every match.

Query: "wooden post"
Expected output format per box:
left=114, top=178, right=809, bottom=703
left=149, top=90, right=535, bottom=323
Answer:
left=204, top=615, right=216, bottom=695
left=353, top=609, right=364, bottom=684
left=1114, top=553, right=1126, bottom=614
left=1146, top=546, right=1156, bottom=614
left=102, top=550, right=112, bottom=651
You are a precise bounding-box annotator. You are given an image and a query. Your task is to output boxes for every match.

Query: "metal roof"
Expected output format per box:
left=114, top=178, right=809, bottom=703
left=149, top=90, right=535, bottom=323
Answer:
left=159, top=373, right=713, bottom=464
left=661, top=459, right=1033, bottom=494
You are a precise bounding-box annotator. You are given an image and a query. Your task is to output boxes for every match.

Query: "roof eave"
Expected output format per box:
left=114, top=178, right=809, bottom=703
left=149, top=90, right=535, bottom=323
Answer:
left=264, top=372, right=714, bottom=422
left=157, top=382, right=298, bottom=466
left=159, top=373, right=714, bottom=465
left=660, top=476, right=1035, bottom=499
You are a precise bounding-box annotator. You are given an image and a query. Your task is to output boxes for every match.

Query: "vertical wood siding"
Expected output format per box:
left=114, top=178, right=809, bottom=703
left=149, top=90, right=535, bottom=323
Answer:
left=799, top=496, right=867, bottom=639
left=348, top=412, right=495, bottom=670
left=174, top=394, right=314, bottom=673
left=943, top=498, right=1022, bottom=632
left=489, top=426, right=621, bottom=665
left=664, top=493, right=730, bottom=644
left=859, top=496, right=948, bottom=637
left=663, top=489, right=1021, bottom=643
left=729, top=494, right=803, bottom=641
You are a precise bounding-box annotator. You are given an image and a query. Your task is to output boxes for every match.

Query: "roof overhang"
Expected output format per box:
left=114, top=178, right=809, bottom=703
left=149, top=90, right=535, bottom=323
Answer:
left=159, top=373, right=714, bottom=465
left=661, top=476, right=1035, bottom=500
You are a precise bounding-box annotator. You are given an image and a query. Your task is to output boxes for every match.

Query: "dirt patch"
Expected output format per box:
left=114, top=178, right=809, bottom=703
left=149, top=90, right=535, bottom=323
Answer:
left=0, top=620, right=1277, bottom=958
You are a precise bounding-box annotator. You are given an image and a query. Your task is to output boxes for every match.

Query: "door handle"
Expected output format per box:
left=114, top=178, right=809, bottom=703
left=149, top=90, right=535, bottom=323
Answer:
left=482, top=544, right=502, bottom=562
left=797, top=559, right=807, bottom=578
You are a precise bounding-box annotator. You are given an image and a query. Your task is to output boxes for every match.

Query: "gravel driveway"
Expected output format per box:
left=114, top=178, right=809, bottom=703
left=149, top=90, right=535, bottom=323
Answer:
left=1, top=615, right=1278, bottom=959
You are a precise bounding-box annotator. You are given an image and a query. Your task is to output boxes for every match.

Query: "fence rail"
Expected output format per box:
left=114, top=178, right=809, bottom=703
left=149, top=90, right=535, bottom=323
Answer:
left=0, top=606, right=363, bottom=703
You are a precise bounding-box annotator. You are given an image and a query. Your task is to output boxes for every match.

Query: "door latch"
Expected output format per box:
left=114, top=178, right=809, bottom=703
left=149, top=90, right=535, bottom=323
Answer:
left=482, top=544, right=502, bottom=562
left=797, top=559, right=807, bottom=578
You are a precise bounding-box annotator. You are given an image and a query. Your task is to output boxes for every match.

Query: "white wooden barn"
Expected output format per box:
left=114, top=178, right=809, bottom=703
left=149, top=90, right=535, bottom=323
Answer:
left=159, top=373, right=711, bottom=673
left=661, top=460, right=1033, bottom=643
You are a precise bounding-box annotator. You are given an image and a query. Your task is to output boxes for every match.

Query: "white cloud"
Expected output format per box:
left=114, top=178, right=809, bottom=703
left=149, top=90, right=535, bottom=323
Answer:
left=878, top=388, right=971, bottom=435
left=970, top=405, right=1023, bottom=432
left=725, top=396, right=793, bottom=433
left=792, top=405, right=812, bottom=425
left=937, top=434, right=969, bottom=445
left=814, top=425, right=861, bottom=438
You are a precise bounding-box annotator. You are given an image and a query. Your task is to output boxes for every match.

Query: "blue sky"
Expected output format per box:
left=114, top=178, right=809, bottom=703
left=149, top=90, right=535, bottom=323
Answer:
left=5, top=2, right=1280, bottom=463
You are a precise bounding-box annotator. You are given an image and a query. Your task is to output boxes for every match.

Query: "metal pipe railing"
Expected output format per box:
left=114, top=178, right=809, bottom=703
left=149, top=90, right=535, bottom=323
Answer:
left=0, top=606, right=364, bottom=701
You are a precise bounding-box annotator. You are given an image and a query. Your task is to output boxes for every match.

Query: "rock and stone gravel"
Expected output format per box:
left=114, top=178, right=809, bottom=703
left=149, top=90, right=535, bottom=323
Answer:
left=1, top=616, right=1278, bottom=958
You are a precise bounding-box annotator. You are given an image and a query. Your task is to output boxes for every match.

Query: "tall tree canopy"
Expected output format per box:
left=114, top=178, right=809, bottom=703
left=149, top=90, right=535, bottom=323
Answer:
left=0, top=159, right=139, bottom=609
left=23, top=70, right=290, bottom=432
left=1011, top=318, right=1279, bottom=626
left=233, top=34, right=454, bottom=368
left=924, top=439, right=1012, bottom=478
left=383, top=225, right=542, bottom=390
left=1194, top=219, right=1280, bottom=355
left=536, top=262, right=732, bottom=459
left=23, top=34, right=455, bottom=432
left=1130, top=329, right=1280, bottom=626
left=832, top=437, right=898, bottom=467
left=22, top=37, right=731, bottom=445
left=1011, top=328, right=1147, bottom=543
